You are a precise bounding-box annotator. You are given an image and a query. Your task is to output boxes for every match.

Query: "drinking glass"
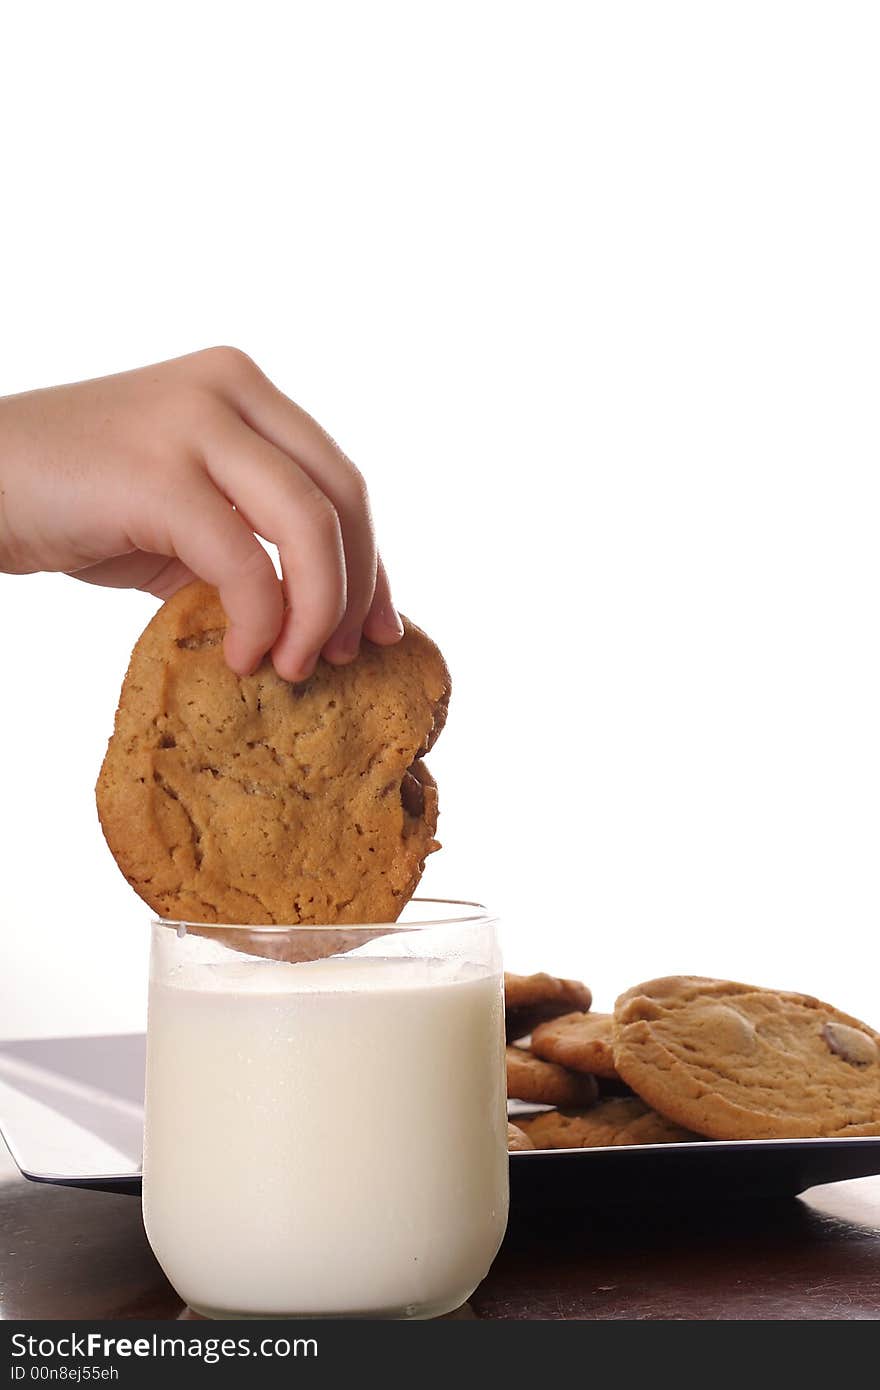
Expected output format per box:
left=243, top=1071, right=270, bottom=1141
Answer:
left=142, top=899, right=508, bottom=1318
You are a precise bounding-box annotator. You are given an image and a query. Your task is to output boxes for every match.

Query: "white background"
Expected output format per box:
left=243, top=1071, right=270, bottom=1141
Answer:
left=1, top=1, right=879, bottom=1038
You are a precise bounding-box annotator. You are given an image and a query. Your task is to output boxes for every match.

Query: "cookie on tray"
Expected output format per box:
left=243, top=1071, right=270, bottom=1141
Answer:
left=614, top=975, right=880, bottom=1140
left=531, top=1010, right=619, bottom=1080
left=97, top=581, right=450, bottom=925
left=504, top=972, right=592, bottom=1042
left=507, top=1122, right=535, bottom=1152
left=506, top=1045, right=599, bottom=1108
left=520, top=1097, right=700, bottom=1149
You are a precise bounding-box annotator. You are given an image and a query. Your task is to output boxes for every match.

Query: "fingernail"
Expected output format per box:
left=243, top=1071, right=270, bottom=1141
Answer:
left=275, top=649, right=317, bottom=684
left=382, top=605, right=404, bottom=638
left=224, top=633, right=260, bottom=678
left=333, top=628, right=361, bottom=662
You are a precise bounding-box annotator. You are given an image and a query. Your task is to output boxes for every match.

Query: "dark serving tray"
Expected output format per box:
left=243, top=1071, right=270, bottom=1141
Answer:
left=507, top=1134, right=880, bottom=1206
left=3, top=1034, right=880, bottom=1204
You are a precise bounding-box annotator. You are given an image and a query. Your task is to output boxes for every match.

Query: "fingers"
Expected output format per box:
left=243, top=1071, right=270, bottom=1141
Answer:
left=208, top=350, right=402, bottom=663
left=161, top=470, right=285, bottom=676
left=363, top=555, right=405, bottom=645
left=200, top=415, right=347, bottom=681
left=136, top=556, right=201, bottom=602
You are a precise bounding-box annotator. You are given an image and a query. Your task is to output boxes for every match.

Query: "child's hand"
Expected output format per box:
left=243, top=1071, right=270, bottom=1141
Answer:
left=0, top=347, right=403, bottom=681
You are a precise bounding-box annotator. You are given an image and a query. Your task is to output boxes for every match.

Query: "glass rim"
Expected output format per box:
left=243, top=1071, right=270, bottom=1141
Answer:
left=151, top=896, right=494, bottom=934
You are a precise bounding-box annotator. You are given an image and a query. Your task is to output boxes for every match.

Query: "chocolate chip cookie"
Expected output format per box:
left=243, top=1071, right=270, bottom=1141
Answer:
left=507, top=1122, right=535, bottom=1152
left=531, top=1011, right=619, bottom=1080
left=506, top=1045, right=599, bottom=1108
left=520, top=1097, right=700, bottom=1149
left=97, top=582, right=450, bottom=925
left=504, top=972, right=592, bottom=1042
left=614, top=975, right=880, bottom=1139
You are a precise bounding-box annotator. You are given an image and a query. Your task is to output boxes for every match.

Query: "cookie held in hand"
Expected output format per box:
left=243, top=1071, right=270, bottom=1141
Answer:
left=614, top=976, right=880, bottom=1140
left=96, top=582, right=450, bottom=926
left=506, top=1045, right=599, bottom=1108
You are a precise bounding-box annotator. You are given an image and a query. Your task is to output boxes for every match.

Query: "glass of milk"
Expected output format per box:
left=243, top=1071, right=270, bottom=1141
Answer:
left=142, top=900, right=508, bottom=1319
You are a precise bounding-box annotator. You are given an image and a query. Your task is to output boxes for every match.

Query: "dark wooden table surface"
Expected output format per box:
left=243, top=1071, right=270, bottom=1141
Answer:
left=2, top=1136, right=880, bottom=1320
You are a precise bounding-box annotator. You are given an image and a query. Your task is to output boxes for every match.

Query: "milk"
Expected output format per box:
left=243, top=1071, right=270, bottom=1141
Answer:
left=142, top=954, right=508, bottom=1318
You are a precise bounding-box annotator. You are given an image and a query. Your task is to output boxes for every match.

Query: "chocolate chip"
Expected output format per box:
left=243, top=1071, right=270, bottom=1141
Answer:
left=400, top=769, right=425, bottom=819
left=821, top=1021, right=879, bottom=1066
left=416, top=686, right=450, bottom=757
left=175, top=629, right=223, bottom=650
left=698, top=1004, right=758, bottom=1052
